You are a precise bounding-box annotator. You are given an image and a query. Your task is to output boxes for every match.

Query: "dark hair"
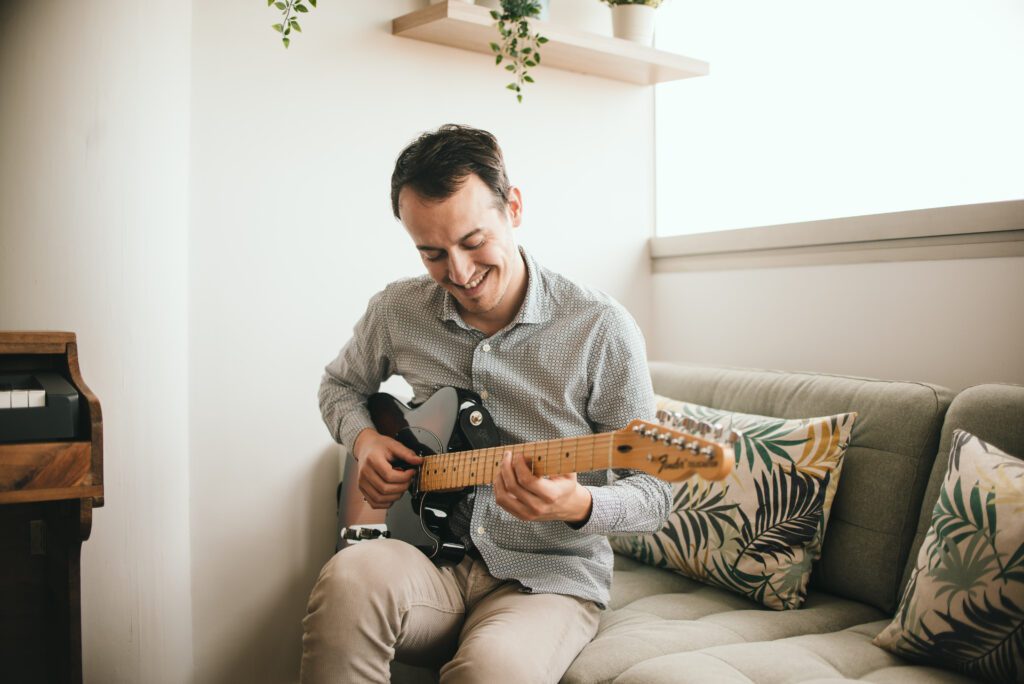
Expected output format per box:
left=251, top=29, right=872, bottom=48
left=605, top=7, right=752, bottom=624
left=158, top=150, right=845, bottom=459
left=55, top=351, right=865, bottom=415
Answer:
left=390, top=124, right=511, bottom=220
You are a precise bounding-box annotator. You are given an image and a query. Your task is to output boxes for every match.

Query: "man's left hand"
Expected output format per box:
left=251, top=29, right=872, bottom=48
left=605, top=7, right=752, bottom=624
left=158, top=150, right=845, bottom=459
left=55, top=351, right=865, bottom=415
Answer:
left=494, top=450, right=593, bottom=524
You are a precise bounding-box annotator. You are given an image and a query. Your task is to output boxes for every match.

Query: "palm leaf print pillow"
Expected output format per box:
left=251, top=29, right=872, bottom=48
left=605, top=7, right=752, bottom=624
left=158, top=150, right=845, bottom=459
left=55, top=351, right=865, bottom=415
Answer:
left=874, top=430, right=1024, bottom=682
left=609, top=397, right=856, bottom=610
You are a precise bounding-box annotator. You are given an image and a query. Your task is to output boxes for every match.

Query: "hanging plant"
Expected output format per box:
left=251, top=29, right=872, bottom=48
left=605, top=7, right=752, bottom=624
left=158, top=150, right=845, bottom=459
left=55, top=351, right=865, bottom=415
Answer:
left=268, top=0, right=317, bottom=49
left=489, top=0, right=548, bottom=103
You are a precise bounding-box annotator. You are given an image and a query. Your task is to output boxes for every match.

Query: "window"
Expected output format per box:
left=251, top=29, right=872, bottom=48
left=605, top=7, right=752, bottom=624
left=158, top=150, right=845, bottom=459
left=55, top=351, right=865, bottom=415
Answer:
left=654, top=0, right=1024, bottom=237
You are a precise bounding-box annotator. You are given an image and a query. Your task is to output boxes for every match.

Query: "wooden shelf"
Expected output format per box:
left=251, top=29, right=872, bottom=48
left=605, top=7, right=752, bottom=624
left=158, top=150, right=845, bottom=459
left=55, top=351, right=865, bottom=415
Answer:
left=392, top=1, right=709, bottom=86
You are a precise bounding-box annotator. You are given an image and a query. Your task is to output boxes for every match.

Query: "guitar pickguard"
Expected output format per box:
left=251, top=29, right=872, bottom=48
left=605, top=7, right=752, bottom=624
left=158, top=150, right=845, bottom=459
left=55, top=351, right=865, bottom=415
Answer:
left=372, top=387, right=499, bottom=564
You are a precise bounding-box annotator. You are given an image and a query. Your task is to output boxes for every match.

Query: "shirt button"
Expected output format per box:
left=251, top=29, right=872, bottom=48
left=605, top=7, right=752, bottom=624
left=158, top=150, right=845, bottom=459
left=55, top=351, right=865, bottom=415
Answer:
left=477, top=526, right=486, bottom=535
left=480, top=390, right=489, bottom=400
left=482, top=343, right=491, bottom=352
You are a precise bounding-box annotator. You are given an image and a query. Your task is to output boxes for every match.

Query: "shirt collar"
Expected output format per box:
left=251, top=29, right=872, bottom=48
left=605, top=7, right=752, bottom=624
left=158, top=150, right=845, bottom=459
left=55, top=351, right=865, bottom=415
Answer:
left=440, top=245, right=552, bottom=330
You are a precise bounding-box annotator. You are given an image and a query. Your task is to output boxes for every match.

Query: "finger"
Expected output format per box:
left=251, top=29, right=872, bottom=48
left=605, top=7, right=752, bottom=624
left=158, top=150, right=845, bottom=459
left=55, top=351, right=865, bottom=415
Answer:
left=511, top=453, right=557, bottom=503
left=360, top=480, right=404, bottom=509
left=388, top=439, right=424, bottom=466
left=494, top=468, right=534, bottom=521
left=501, top=453, right=546, bottom=510
left=364, top=467, right=413, bottom=495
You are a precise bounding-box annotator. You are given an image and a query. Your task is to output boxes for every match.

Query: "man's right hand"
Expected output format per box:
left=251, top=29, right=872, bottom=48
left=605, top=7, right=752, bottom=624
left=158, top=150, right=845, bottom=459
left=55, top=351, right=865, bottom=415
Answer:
left=353, top=428, right=424, bottom=509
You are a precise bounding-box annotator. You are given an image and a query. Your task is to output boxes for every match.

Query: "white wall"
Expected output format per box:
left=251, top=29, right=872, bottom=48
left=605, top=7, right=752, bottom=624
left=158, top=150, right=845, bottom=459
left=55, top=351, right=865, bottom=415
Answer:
left=187, top=2, right=653, bottom=682
left=0, top=1, right=194, bottom=682
left=650, top=256, right=1024, bottom=391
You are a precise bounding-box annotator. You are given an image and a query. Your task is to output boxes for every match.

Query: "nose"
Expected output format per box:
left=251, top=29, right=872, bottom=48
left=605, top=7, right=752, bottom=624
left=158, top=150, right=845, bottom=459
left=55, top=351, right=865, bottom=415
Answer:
left=447, top=248, right=475, bottom=286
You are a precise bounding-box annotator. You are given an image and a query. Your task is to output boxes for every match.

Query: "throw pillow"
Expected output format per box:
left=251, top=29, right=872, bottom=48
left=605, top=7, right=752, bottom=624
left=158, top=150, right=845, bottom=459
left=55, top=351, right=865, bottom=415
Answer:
left=610, top=396, right=856, bottom=610
left=873, top=430, right=1024, bottom=682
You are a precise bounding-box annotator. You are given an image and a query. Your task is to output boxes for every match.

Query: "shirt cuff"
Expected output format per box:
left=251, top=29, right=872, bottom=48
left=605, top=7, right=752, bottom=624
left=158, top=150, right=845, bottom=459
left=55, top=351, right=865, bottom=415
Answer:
left=341, top=409, right=376, bottom=454
left=572, top=485, right=623, bottom=535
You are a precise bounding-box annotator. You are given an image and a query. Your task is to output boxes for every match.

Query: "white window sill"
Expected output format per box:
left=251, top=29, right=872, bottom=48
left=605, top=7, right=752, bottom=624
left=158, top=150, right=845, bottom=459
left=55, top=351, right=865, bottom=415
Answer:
left=650, top=200, right=1024, bottom=272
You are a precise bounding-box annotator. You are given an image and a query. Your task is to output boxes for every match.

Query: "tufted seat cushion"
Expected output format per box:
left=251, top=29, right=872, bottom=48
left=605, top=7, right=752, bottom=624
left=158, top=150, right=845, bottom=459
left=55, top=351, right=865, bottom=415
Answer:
left=563, top=556, right=886, bottom=684
left=611, top=621, right=976, bottom=684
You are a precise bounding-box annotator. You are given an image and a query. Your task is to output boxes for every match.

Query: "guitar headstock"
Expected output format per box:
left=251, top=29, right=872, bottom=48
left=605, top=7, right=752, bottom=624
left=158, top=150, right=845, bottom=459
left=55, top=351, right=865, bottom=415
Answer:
left=610, top=415, right=737, bottom=483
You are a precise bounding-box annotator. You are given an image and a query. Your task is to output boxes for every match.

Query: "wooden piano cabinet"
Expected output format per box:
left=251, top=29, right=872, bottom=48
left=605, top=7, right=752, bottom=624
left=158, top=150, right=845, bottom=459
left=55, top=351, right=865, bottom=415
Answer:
left=0, top=332, right=103, bottom=684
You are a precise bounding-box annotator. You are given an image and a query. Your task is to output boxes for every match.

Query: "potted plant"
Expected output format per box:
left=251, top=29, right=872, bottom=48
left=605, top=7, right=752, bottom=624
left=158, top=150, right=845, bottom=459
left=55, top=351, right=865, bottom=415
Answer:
left=488, top=0, right=549, bottom=103
left=601, top=0, right=663, bottom=46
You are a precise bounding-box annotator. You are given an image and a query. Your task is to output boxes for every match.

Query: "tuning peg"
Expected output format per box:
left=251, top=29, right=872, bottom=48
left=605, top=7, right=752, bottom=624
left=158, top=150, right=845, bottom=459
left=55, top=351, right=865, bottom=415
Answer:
left=712, top=423, right=725, bottom=440
left=728, top=429, right=741, bottom=445
left=643, top=427, right=658, bottom=438
left=697, top=420, right=714, bottom=436
left=680, top=416, right=696, bottom=432
left=670, top=437, right=685, bottom=448
left=655, top=409, right=673, bottom=426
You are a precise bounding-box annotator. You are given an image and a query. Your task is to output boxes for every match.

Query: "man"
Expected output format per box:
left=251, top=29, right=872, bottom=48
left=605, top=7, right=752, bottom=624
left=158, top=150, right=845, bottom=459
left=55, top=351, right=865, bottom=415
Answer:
left=302, top=124, right=671, bottom=683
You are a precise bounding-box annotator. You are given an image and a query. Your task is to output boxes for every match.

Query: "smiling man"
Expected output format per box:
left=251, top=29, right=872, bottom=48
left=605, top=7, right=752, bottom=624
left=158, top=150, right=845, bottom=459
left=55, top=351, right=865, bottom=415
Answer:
left=302, top=124, right=671, bottom=684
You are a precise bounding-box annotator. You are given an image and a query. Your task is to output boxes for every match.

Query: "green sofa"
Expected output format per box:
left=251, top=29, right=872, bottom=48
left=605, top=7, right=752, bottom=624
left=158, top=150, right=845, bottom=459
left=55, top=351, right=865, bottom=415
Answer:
left=562, top=362, right=1024, bottom=684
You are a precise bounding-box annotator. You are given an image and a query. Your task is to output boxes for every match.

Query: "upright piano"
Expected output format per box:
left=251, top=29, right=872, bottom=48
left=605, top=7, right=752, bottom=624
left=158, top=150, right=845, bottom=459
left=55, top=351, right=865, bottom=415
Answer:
left=0, top=331, right=103, bottom=684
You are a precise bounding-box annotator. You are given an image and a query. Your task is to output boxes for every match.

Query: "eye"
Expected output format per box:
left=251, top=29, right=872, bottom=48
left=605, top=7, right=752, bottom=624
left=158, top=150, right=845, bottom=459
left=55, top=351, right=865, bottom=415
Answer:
left=465, top=237, right=485, bottom=250
left=423, top=251, right=444, bottom=262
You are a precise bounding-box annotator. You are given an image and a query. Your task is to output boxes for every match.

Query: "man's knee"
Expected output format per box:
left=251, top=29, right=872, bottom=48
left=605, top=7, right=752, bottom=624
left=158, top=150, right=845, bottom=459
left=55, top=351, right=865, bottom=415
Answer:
left=309, top=539, right=422, bottom=614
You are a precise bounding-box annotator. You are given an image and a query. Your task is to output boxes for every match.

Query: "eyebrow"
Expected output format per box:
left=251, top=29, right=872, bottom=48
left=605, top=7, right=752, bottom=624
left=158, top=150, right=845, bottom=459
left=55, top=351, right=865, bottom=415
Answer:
left=416, top=228, right=484, bottom=253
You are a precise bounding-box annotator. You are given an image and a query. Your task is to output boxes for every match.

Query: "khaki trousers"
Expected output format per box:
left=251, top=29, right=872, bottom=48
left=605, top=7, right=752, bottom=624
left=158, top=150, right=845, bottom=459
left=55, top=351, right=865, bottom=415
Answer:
left=300, top=539, right=601, bottom=684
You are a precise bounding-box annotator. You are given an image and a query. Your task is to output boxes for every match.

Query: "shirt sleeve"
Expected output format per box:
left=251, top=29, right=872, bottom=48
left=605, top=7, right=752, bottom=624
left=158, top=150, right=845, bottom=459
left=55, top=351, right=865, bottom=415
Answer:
left=318, top=289, right=395, bottom=451
left=574, top=304, right=672, bottom=535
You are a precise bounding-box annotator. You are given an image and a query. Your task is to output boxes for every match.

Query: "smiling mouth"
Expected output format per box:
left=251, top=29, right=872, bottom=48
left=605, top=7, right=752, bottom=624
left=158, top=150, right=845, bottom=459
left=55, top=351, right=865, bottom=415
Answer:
left=455, top=268, right=490, bottom=294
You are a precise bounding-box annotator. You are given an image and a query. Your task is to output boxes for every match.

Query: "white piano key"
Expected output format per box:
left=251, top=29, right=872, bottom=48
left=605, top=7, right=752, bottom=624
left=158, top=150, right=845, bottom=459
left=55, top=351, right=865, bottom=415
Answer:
left=0, top=389, right=10, bottom=409
left=28, top=389, right=46, bottom=407
left=11, top=390, right=29, bottom=408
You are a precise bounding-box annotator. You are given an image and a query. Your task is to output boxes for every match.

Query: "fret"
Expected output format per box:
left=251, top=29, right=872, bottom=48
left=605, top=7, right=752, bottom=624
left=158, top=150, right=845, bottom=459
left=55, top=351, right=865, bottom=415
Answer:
left=418, top=432, right=619, bottom=492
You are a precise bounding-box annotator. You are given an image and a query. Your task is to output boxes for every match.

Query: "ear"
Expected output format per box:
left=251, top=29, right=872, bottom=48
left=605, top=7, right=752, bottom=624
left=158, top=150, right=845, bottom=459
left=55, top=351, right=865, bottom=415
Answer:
left=506, top=186, right=523, bottom=228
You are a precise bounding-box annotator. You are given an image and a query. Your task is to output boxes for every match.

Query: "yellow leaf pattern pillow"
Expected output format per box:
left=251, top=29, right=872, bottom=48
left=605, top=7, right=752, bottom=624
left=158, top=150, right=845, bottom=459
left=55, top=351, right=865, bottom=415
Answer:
left=609, top=396, right=856, bottom=610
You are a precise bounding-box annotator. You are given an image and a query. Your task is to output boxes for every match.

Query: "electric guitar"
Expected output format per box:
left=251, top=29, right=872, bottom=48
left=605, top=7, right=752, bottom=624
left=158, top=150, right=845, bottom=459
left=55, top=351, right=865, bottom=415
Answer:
left=342, top=386, right=737, bottom=564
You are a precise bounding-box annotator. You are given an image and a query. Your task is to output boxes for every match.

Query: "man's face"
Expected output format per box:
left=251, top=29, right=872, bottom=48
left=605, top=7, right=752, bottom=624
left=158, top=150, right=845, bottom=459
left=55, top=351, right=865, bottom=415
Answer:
left=399, top=174, right=525, bottom=326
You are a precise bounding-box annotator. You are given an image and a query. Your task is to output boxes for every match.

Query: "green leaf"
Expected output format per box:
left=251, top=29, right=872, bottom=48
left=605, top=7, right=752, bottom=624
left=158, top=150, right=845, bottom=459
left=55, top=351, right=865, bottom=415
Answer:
left=267, top=0, right=274, bottom=6
left=290, top=20, right=302, bottom=31
left=283, top=37, right=290, bottom=48
left=538, top=36, right=549, bottom=44
left=524, top=74, right=534, bottom=83
left=295, top=4, right=308, bottom=12
left=284, top=26, right=291, bottom=35
left=275, top=1, right=286, bottom=8
left=525, top=59, right=535, bottom=67
left=490, top=10, right=499, bottom=19
left=490, top=42, right=500, bottom=52
left=506, top=83, right=517, bottom=90
left=309, top=0, right=316, bottom=6
left=272, top=23, right=284, bottom=32
left=534, top=52, right=541, bottom=64
left=517, top=94, right=523, bottom=103
left=505, top=64, right=515, bottom=72
left=495, top=55, right=502, bottom=65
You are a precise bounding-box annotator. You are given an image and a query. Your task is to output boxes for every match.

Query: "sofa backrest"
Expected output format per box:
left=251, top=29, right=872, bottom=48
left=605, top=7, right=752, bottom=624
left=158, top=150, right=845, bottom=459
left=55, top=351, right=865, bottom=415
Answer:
left=899, top=383, right=1024, bottom=598
left=648, top=361, right=953, bottom=613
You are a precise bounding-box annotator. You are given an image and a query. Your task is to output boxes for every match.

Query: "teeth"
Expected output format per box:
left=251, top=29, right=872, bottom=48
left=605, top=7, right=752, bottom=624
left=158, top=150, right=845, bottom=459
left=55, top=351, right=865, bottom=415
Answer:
left=463, top=270, right=487, bottom=289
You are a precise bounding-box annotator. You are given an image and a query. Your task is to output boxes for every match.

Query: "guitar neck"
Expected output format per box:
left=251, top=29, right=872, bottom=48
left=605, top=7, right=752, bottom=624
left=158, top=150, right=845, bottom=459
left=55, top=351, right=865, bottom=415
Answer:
left=417, top=433, right=615, bottom=492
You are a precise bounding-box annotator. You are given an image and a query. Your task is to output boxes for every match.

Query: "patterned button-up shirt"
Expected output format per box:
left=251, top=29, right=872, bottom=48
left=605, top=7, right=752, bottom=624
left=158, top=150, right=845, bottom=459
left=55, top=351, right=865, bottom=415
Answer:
left=319, top=247, right=671, bottom=607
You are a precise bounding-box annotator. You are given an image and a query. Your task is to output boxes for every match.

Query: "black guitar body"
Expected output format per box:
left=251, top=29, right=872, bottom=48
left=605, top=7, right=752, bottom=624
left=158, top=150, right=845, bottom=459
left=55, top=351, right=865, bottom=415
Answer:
left=367, top=387, right=501, bottom=565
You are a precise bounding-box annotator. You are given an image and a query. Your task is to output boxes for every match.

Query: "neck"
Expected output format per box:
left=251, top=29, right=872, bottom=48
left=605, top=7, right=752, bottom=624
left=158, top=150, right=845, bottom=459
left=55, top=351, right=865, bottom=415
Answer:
left=418, top=432, right=614, bottom=492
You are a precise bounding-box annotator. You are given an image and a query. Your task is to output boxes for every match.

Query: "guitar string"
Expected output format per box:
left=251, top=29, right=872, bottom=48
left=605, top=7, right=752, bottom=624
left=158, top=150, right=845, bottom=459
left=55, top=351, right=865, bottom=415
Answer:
left=423, top=432, right=619, bottom=492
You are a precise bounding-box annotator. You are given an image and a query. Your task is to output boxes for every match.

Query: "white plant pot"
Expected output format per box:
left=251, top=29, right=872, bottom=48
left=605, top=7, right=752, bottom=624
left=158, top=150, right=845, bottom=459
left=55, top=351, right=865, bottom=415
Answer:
left=550, top=0, right=612, bottom=36
left=611, top=4, right=656, bottom=46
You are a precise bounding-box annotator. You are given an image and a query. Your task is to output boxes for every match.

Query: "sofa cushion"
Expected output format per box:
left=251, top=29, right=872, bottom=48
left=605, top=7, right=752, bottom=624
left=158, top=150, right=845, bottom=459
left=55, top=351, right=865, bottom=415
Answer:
left=649, top=362, right=953, bottom=613
left=611, top=620, right=977, bottom=684
left=611, top=397, right=855, bottom=610
left=562, top=555, right=885, bottom=684
left=876, top=430, right=1024, bottom=682
left=902, top=383, right=1024, bottom=597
